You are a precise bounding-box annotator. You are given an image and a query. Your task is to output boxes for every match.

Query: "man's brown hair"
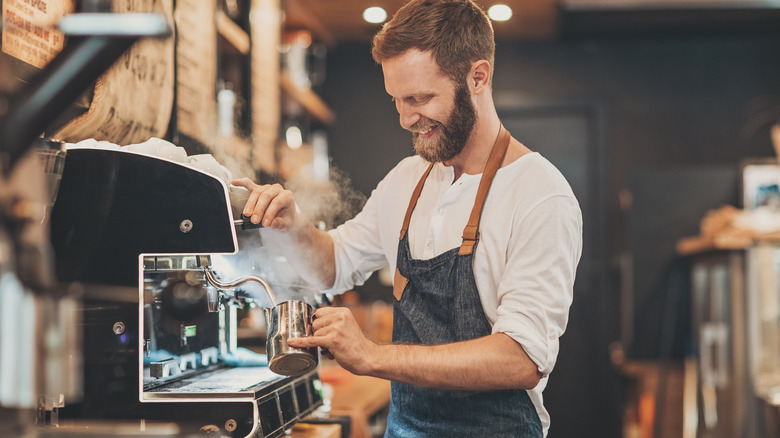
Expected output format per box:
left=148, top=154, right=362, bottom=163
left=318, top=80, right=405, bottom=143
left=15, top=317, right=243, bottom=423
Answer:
left=372, top=0, right=495, bottom=85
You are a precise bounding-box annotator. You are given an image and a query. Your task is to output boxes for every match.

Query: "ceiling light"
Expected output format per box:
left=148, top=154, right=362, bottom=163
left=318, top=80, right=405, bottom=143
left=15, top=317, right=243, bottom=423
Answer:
left=488, top=4, right=513, bottom=21
left=363, top=6, right=388, bottom=24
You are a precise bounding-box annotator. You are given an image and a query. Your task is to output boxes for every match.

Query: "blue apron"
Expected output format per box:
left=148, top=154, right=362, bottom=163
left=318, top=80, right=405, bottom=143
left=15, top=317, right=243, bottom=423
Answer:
left=385, top=126, right=543, bottom=437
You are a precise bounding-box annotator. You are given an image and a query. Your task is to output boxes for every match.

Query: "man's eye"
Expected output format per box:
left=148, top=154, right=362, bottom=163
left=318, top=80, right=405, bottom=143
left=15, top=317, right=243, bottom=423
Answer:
left=390, top=96, right=431, bottom=105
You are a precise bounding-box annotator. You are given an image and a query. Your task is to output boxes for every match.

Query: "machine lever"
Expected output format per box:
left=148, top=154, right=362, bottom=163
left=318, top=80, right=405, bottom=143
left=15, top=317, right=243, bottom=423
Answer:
left=234, top=215, right=264, bottom=230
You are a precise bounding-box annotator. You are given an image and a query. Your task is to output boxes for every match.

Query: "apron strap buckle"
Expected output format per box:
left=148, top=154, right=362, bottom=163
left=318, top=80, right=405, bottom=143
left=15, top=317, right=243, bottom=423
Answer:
left=459, top=225, right=480, bottom=255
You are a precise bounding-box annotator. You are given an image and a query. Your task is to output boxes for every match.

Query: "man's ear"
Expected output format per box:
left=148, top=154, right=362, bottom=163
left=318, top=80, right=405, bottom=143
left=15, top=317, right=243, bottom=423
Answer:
left=469, top=60, right=491, bottom=94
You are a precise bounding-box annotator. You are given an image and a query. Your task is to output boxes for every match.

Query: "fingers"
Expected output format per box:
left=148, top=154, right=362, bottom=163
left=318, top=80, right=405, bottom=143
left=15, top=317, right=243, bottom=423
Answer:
left=287, top=336, right=322, bottom=348
left=288, top=307, right=375, bottom=375
left=310, top=307, right=349, bottom=331
left=230, top=177, right=255, bottom=190
left=286, top=336, right=335, bottom=359
left=287, top=333, right=334, bottom=355
left=313, top=306, right=348, bottom=318
left=243, top=184, right=278, bottom=221
left=289, top=307, right=352, bottom=349
left=262, top=189, right=295, bottom=228
left=237, top=183, right=295, bottom=230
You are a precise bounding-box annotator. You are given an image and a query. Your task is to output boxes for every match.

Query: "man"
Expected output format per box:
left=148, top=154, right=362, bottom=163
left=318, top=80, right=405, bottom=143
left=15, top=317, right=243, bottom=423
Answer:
left=232, top=0, right=582, bottom=436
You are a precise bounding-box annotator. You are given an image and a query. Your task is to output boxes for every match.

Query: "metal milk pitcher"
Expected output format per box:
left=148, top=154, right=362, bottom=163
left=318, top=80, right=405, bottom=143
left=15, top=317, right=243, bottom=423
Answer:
left=264, top=300, right=318, bottom=376
left=202, top=264, right=319, bottom=376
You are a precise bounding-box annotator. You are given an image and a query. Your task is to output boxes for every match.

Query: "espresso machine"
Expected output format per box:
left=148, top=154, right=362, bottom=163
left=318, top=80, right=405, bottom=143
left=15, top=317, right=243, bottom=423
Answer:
left=49, top=147, right=324, bottom=437
left=0, top=10, right=175, bottom=438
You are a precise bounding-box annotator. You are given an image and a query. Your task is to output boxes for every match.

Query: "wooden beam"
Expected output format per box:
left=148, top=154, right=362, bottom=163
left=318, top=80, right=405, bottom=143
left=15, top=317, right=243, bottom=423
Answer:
left=216, top=9, right=250, bottom=55
left=280, top=72, right=335, bottom=125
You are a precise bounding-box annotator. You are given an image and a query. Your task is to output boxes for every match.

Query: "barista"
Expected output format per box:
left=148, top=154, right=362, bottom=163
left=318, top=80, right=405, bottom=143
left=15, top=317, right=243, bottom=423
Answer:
left=232, top=0, right=582, bottom=436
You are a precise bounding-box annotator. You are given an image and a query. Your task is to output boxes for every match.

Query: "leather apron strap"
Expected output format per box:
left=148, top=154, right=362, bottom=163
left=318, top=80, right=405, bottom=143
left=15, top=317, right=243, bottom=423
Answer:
left=397, top=125, right=511, bottom=250
left=398, top=162, right=435, bottom=241
left=393, top=125, right=511, bottom=300
left=459, top=125, right=511, bottom=255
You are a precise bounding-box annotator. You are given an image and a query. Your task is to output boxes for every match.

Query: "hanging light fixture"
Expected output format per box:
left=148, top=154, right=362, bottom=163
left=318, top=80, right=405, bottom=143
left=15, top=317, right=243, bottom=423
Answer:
left=488, top=4, right=513, bottom=21
left=363, top=6, right=388, bottom=24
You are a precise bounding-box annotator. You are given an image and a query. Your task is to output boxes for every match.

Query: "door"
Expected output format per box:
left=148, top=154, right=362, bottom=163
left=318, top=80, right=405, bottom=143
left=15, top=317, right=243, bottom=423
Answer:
left=499, top=99, right=614, bottom=437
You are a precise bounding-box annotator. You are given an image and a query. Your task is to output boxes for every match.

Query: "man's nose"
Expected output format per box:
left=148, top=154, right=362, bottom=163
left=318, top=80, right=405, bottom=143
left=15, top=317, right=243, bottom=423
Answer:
left=397, top=102, right=420, bottom=130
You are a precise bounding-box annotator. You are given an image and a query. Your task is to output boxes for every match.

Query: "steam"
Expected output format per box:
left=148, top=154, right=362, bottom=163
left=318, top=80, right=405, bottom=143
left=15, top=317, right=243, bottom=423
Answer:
left=285, top=165, right=367, bottom=230
left=258, top=165, right=366, bottom=295
left=206, top=139, right=255, bottom=187
left=211, top=233, right=318, bottom=308
left=188, top=92, right=367, bottom=299
left=213, top=164, right=366, bottom=304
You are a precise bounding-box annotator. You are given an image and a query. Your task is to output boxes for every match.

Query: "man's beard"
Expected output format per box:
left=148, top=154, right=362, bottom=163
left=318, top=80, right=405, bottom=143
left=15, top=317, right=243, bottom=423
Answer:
left=411, top=83, right=476, bottom=163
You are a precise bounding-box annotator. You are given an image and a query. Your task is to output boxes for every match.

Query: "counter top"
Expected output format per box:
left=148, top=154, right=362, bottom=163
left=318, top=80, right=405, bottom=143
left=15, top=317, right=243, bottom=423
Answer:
left=321, top=364, right=391, bottom=438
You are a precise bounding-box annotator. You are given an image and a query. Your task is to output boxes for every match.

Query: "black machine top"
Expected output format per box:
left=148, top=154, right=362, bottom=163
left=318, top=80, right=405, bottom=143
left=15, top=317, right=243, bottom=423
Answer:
left=51, top=148, right=237, bottom=287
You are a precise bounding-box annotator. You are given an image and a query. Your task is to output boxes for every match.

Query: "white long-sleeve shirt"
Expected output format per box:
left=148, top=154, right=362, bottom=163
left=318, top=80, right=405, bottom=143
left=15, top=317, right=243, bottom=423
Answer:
left=327, top=152, right=583, bottom=436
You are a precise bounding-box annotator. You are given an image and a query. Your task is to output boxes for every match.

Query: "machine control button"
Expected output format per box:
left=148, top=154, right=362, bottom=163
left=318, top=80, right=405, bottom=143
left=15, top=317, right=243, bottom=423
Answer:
left=179, top=219, right=193, bottom=233
left=112, top=321, right=126, bottom=335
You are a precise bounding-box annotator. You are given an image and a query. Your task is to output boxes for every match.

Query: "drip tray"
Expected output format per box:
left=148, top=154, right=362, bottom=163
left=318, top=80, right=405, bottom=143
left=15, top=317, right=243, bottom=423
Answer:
left=145, top=366, right=283, bottom=399
left=142, top=367, right=323, bottom=438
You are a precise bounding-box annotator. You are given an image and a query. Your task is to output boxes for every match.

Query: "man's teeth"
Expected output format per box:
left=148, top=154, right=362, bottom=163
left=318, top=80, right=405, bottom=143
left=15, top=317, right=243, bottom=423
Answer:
left=419, top=127, right=433, bottom=134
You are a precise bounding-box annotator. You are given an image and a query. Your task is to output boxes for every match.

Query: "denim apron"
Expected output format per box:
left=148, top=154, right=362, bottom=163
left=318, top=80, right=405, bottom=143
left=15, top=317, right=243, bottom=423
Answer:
left=385, top=126, right=543, bottom=438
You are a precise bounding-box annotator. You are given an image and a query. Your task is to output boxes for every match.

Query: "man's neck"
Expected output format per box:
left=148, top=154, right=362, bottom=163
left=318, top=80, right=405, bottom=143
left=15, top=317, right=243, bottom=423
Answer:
left=443, top=117, right=502, bottom=181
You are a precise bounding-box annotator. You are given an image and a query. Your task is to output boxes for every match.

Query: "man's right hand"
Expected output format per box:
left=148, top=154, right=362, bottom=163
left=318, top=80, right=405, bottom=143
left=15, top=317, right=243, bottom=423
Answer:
left=231, top=178, right=299, bottom=232
left=230, top=177, right=336, bottom=290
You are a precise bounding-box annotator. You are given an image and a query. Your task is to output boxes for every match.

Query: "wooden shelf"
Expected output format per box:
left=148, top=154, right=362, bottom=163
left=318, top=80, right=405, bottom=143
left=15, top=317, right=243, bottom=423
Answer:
left=281, top=72, right=336, bottom=124
left=216, top=9, right=250, bottom=55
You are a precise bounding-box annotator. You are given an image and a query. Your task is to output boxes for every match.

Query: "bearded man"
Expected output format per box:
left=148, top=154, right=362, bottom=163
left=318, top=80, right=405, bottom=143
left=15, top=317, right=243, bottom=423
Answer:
left=233, top=1, right=582, bottom=436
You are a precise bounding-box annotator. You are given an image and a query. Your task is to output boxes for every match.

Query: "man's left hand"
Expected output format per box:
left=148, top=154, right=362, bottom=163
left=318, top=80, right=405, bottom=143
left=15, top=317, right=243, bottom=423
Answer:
left=286, top=306, right=378, bottom=375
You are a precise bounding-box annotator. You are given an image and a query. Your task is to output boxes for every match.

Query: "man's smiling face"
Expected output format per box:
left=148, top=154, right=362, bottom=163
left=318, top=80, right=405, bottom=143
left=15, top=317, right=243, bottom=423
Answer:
left=383, top=49, right=477, bottom=163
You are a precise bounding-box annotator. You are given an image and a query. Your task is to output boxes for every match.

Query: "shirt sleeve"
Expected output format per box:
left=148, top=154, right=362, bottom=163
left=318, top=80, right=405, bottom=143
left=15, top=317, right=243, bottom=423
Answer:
left=325, top=175, right=393, bottom=293
left=491, top=194, right=583, bottom=376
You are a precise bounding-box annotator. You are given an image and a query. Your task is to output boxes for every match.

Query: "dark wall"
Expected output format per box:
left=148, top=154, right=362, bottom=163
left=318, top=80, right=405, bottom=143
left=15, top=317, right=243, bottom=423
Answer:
left=320, top=34, right=780, bottom=437
left=325, top=35, right=780, bottom=249
left=493, top=35, right=780, bottom=248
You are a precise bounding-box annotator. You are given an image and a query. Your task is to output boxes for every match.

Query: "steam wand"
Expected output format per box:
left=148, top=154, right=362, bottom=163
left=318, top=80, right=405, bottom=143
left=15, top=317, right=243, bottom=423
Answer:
left=203, top=266, right=278, bottom=307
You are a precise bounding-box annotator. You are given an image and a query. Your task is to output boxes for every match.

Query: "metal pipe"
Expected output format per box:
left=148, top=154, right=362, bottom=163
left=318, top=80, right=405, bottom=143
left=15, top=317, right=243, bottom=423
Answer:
left=0, top=13, right=171, bottom=172
left=203, top=267, right=278, bottom=306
